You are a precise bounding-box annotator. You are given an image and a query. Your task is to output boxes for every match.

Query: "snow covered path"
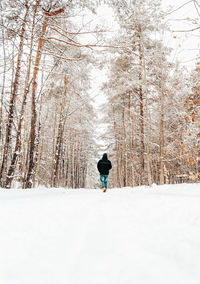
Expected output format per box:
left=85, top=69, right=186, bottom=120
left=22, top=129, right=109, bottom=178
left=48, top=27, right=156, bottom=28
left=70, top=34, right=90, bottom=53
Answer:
left=0, top=184, right=200, bottom=284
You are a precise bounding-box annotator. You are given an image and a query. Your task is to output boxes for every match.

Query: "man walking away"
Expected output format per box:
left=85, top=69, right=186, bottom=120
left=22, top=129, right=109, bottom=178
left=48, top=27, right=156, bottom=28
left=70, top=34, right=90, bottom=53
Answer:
left=97, top=153, right=112, bottom=192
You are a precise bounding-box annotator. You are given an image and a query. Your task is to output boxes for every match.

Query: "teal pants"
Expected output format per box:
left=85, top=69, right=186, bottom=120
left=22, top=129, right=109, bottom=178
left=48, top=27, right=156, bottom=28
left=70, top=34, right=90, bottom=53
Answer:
left=100, top=174, right=108, bottom=189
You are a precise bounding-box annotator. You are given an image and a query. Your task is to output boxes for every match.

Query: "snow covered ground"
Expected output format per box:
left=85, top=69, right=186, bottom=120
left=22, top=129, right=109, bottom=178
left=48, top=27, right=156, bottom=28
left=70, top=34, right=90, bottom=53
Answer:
left=0, top=183, right=200, bottom=284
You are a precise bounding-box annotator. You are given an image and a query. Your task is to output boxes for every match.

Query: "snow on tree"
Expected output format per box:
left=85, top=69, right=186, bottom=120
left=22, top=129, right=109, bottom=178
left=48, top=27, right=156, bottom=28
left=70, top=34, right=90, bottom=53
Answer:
left=102, top=0, right=199, bottom=186
left=0, top=0, right=97, bottom=188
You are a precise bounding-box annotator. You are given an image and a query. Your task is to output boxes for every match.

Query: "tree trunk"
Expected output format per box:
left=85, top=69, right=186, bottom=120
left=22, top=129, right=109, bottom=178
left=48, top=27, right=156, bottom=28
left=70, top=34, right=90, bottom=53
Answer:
left=0, top=12, right=6, bottom=141
left=25, top=14, right=48, bottom=188
left=113, top=109, right=121, bottom=187
left=5, top=0, right=40, bottom=188
left=122, top=100, right=127, bottom=186
left=138, top=34, right=145, bottom=185
left=52, top=76, right=67, bottom=187
left=142, top=51, right=152, bottom=186
left=25, top=7, right=65, bottom=188
left=159, top=91, right=165, bottom=185
left=0, top=0, right=29, bottom=186
left=128, top=92, right=134, bottom=186
left=75, top=131, right=80, bottom=188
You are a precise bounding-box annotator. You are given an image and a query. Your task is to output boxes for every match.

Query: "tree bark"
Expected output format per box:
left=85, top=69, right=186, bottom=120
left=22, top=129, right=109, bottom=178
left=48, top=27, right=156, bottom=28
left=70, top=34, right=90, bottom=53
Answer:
left=159, top=91, right=165, bottom=185
left=138, top=33, right=145, bottom=185
left=25, top=13, right=48, bottom=188
left=0, top=0, right=29, bottom=186
left=112, top=108, right=121, bottom=187
left=122, top=100, right=127, bottom=186
left=52, top=76, right=67, bottom=187
left=5, top=0, right=40, bottom=188
left=128, top=92, right=134, bottom=186
left=0, top=12, right=6, bottom=141
left=25, top=7, right=65, bottom=188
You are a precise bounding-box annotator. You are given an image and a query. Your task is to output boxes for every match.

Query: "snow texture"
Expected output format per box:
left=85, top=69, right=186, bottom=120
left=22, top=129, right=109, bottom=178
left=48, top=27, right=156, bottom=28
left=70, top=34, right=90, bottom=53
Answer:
left=0, top=183, right=200, bottom=284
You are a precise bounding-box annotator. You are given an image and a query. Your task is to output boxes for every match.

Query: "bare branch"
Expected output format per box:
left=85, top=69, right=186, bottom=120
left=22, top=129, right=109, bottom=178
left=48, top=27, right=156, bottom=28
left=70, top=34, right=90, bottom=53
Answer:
left=46, top=37, right=139, bottom=54
left=172, top=26, right=200, bottom=32
left=49, top=23, right=114, bottom=35
left=165, top=0, right=193, bottom=16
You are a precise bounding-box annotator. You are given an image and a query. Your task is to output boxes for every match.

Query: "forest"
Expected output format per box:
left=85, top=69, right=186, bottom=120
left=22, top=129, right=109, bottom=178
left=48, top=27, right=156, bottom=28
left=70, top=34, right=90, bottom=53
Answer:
left=0, top=0, right=199, bottom=189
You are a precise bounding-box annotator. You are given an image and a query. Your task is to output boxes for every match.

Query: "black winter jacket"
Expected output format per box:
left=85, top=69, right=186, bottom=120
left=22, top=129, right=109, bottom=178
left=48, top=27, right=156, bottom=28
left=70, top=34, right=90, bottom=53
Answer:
left=97, top=153, right=112, bottom=175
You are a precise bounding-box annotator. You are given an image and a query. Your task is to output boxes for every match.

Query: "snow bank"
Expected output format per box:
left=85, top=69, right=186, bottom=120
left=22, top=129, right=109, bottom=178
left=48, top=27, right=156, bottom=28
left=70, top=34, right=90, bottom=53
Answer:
left=0, top=183, right=200, bottom=284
